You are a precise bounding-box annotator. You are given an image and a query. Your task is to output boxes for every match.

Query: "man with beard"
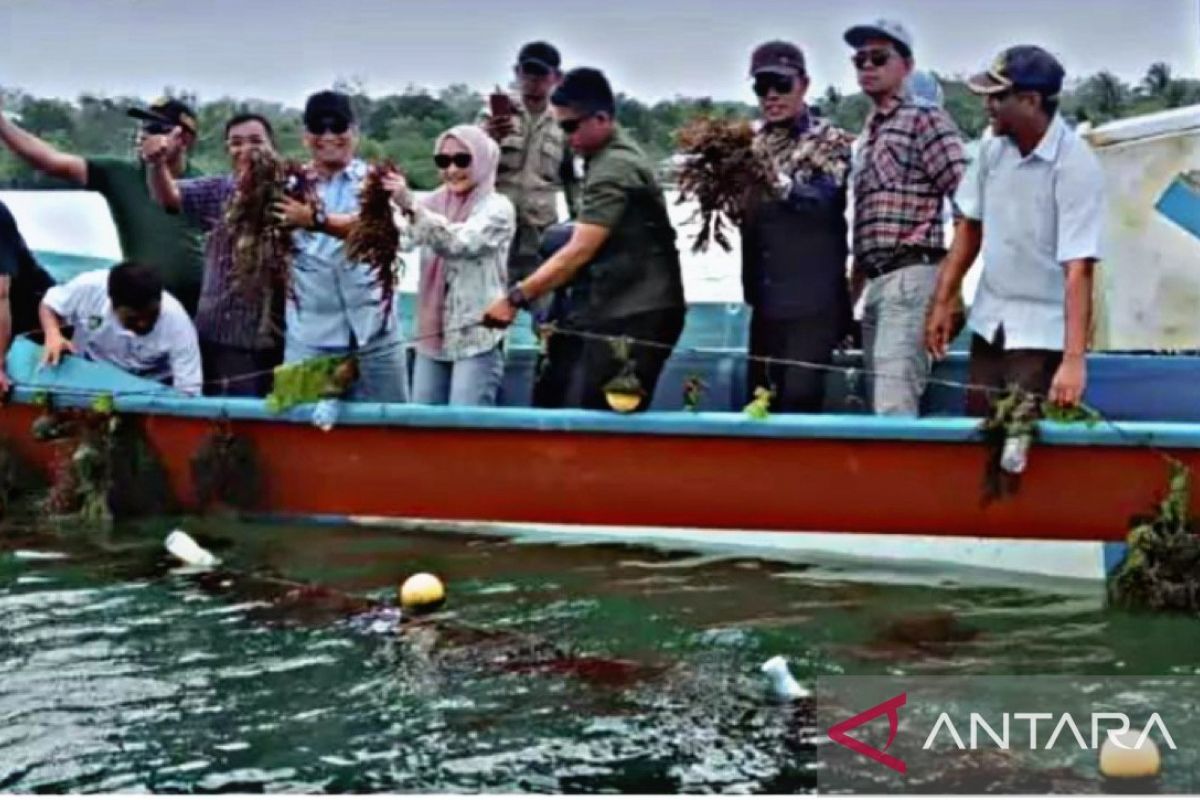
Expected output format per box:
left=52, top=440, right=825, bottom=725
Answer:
left=740, top=42, right=855, bottom=413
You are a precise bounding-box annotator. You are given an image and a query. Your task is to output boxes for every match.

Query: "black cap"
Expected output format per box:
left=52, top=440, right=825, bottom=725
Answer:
left=127, top=97, right=198, bottom=136
left=550, top=67, right=615, bottom=116
left=749, top=41, right=807, bottom=78
left=303, top=90, right=355, bottom=130
left=517, top=41, right=561, bottom=75
left=968, top=45, right=1065, bottom=98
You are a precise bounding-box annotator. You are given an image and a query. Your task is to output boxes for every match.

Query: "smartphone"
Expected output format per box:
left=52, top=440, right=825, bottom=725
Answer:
left=489, top=92, right=514, bottom=118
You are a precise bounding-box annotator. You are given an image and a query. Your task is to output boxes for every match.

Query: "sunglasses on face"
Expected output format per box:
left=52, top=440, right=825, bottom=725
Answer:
left=518, top=62, right=551, bottom=78
left=852, top=49, right=894, bottom=70
left=306, top=118, right=351, bottom=136
left=434, top=152, right=473, bottom=169
left=753, top=74, right=796, bottom=98
left=142, top=122, right=175, bottom=135
left=558, top=114, right=595, bottom=135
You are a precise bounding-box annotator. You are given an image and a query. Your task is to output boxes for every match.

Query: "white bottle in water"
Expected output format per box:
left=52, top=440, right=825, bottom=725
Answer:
left=761, top=655, right=810, bottom=701
left=164, top=529, right=220, bottom=568
left=1000, top=434, right=1031, bottom=474
left=312, top=398, right=339, bottom=432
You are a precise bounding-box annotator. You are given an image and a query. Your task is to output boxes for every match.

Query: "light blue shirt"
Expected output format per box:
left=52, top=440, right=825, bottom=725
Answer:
left=956, top=116, right=1106, bottom=350
left=288, top=159, right=391, bottom=348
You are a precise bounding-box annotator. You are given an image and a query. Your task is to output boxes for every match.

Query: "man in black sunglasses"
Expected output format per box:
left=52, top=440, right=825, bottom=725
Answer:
left=481, top=41, right=581, bottom=407
left=741, top=41, right=856, bottom=413
left=844, top=18, right=967, bottom=416
left=483, top=67, right=685, bottom=413
left=0, top=96, right=206, bottom=316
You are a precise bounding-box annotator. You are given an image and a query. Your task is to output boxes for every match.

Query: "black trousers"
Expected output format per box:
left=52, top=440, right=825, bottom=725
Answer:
left=965, top=330, right=1062, bottom=417
left=532, top=330, right=586, bottom=408
left=575, top=307, right=686, bottom=413
left=201, top=341, right=283, bottom=398
left=747, top=310, right=841, bottom=413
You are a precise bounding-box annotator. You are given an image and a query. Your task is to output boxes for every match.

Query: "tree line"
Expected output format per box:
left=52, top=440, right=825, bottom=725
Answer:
left=2, top=62, right=1197, bottom=190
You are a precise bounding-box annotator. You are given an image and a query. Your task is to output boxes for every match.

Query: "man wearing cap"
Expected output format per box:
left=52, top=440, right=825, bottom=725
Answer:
left=927, top=46, right=1105, bottom=413
left=0, top=97, right=206, bottom=315
left=741, top=41, right=855, bottom=413
left=481, top=41, right=581, bottom=407
left=482, top=68, right=686, bottom=413
left=844, top=19, right=968, bottom=416
left=271, top=90, right=408, bottom=403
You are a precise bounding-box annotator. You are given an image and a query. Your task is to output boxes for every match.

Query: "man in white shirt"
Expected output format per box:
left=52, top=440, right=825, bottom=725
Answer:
left=39, top=262, right=203, bottom=395
left=926, top=45, right=1105, bottom=414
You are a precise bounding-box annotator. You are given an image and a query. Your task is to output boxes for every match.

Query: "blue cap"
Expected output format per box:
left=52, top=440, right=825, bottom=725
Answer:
left=968, top=45, right=1065, bottom=98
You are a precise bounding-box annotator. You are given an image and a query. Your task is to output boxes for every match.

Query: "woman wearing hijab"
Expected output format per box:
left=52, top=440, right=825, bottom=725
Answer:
left=386, top=125, right=516, bottom=406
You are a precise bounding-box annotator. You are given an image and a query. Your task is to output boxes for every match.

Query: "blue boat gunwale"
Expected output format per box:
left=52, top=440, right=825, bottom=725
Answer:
left=10, top=384, right=1200, bottom=450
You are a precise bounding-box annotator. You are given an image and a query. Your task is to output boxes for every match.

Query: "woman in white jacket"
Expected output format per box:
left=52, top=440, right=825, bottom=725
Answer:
left=387, top=125, right=516, bottom=406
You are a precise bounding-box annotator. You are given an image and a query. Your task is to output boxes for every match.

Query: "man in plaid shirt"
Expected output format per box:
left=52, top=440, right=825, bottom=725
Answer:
left=846, top=19, right=968, bottom=416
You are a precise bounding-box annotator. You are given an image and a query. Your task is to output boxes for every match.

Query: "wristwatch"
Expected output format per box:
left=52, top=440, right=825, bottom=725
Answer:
left=506, top=283, right=530, bottom=310
left=310, top=202, right=328, bottom=233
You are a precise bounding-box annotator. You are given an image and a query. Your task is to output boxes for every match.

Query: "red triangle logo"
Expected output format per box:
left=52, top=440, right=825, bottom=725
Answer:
left=826, top=692, right=907, bottom=774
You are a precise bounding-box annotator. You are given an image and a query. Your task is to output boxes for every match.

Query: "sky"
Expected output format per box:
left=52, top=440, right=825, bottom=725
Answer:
left=1, top=0, right=1198, bottom=107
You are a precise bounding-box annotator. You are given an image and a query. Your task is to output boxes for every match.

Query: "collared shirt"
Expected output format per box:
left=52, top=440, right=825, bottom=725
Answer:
left=180, top=175, right=280, bottom=351
left=42, top=269, right=202, bottom=394
left=395, top=192, right=515, bottom=361
left=852, top=94, right=968, bottom=274
left=957, top=115, right=1106, bottom=351
left=486, top=100, right=578, bottom=233
left=289, top=158, right=392, bottom=349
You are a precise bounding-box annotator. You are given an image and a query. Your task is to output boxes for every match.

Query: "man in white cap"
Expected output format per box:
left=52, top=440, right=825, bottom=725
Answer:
left=845, top=19, right=968, bottom=416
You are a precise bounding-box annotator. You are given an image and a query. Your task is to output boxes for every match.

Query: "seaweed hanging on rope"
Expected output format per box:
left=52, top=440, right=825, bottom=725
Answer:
left=226, top=149, right=313, bottom=349
left=1109, top=460, right=1200, bottom=613
left=345, top=160, right=402, bottom=318
left=191, top=416, right=262, bottom=512
left=265, top=355, right=359, bottom=412
left=602, top=337, right=645, bottom=413
left=674, top=116, right=776, bottom=253
left=32, top=396, right=173, bottom=524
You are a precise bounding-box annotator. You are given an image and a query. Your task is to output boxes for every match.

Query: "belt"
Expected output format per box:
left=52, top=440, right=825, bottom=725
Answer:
left=863, top=248, right=943, bottom=280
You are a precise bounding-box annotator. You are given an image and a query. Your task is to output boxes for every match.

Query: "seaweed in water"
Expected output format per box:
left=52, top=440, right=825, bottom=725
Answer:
left=190, top=417, right=262, bottom=512
left=1110, top=460, right=1200, bottom=612
left=226, top=149, right=313, bottom=349
left=674, top=116, right=776, bottom=253
left=345, top=160, right=402, bottom=318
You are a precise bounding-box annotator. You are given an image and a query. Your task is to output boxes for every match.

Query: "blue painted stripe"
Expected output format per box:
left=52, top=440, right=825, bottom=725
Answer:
left=1103, top=542, right=1130, bottom=577
left=1156, top=174, right=1200, bottom=240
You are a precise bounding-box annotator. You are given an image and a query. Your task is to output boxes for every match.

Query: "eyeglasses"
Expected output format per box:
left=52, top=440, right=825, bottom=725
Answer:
left=753, top=74, right=796, bottom=98
left=306, top=118, right=351, bottom=136
left=518, top=62, right=552, bottom=78
left=434, top=152, right=473, bottom=169
left=558, top=114, right=593, bottom=134
left=852, top=49, right=895, bottom=70
left=142, top=121, right=175, bottom=135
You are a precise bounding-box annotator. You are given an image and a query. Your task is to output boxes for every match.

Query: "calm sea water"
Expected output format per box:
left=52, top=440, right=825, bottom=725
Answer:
left=2, top=517, right=1199, bottom=793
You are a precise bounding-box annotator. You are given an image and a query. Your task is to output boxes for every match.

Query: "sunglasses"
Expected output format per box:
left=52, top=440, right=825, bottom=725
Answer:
left=753, top=74, right=796, bottom=98
left=306, top=118, right=351, bottom=136
left=852, top=49, right=895, bottom=70
left=434, top=152, right=473, bottom=169
left=142, top=121, right=175, bottom=135
left=518, top=62, right=552, bottom=78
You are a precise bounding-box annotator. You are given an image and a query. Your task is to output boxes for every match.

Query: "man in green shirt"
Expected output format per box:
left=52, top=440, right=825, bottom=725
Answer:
left=0, top=97, right=205, bottom=315
left=483, top=68, right=686, bottom=413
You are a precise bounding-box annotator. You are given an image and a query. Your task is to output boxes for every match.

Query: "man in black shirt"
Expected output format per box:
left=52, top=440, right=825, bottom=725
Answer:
left=0, top=199, right=57, bottom=392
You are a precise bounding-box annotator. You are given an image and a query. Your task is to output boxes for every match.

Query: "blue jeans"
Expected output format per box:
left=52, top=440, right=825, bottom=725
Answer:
left=284, top=329, right=408, bottom=403
left=412, top=347, right=504, bottom=406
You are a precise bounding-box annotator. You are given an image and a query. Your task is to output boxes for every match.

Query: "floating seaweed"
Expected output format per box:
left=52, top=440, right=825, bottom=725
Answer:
left=674, top=116, right=776, bottom=253
left=345, top=160, right=402, bottom=318
left=225, top=149, right=313, bottom=349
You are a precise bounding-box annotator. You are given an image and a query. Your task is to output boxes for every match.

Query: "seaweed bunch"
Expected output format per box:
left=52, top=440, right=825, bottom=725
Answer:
left=675, top=116, right=776, bottom=253
left=978, top=386, right=1041, bottom=505
left=225, top=149, right=312, bottom=349
left=1110, top=460, right=1200, bottom=612
left=602, top=338, right=644, bottom=413
left=190, top=416, right=262, bottom=512
left=265, top=355, right=359, bottom=412
left=345, top=160, right=402, bottom=318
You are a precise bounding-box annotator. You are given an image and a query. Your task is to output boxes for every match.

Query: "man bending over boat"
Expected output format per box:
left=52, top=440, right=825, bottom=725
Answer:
left=0, top=199, right=57, bottom=393
left=926, top=46, right=1104, bottom=413
left=482, top=68, right=686, bottom=412
left=38, top=261, right=202, bottom=395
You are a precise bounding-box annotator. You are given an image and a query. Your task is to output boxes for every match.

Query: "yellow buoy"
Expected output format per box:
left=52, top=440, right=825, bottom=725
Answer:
left=605, top=391, right=643, bottom=413
left=398, top=572, right=446, bottom=614
left=1099, top=730, right=1161, bottom=780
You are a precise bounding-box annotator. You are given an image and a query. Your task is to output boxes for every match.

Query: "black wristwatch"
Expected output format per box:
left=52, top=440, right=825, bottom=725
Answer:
left=506, top=283, right=530, bottom=310
left=310, top=202, right=328, bottom=233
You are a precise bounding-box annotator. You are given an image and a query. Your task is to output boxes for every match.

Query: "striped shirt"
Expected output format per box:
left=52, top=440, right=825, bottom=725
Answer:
left=181, top=175, right=283, bottom=351
left=851, top=95, right=968, bottom=275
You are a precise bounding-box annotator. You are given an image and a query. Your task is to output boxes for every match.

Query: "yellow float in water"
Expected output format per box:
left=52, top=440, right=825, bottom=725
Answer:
left=1099, top=730, right=1161, bottom=780
left=398, top=572, right=446, bottom=613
